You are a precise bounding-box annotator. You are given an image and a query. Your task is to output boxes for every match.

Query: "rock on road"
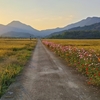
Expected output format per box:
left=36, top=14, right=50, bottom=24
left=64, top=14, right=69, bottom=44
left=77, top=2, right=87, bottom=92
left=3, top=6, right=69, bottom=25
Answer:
left=1, top=40, right=100, bottom=100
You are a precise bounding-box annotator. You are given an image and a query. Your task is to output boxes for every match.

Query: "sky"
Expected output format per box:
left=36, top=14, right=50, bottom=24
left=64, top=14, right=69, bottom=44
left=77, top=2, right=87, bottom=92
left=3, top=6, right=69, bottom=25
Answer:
left=0, top=0, right=100, bottom=30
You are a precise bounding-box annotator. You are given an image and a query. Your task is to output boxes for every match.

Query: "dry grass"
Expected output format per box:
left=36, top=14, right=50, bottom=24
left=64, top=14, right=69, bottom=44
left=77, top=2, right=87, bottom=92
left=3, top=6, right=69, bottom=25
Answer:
left=45, top=39, right=100, bottom=52
left=0, top=38, right=37, bottom=97
left=43, top=39, right=100, bottom=86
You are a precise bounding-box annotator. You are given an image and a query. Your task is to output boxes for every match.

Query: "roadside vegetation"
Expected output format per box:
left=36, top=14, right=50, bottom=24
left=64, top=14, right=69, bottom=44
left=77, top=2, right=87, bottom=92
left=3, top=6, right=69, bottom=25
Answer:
left=0, top=38, right=37, bottom=97
left=43, top=39, right=100, bottom=86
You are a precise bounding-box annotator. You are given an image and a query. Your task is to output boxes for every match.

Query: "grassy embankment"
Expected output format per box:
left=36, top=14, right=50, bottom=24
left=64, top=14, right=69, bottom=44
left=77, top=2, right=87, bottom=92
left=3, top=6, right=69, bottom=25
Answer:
left=43, top=39, right=100, bottom=86
left=0, top=38, right=37, bottom=97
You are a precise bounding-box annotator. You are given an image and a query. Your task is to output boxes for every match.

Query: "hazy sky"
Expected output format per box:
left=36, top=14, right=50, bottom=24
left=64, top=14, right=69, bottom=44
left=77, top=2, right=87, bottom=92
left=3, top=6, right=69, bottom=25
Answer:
left=0, top=0, right=100, bottom=30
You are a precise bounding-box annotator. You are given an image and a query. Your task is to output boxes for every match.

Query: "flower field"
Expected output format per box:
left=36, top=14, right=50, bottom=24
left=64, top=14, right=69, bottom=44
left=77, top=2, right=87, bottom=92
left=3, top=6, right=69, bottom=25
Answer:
left=0, top=38, right=37, bottom=97
left=42, top=39, right=100, bottom=86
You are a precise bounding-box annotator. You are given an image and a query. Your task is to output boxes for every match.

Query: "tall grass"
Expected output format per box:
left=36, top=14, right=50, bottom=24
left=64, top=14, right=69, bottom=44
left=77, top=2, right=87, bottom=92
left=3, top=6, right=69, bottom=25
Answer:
left=45, top=39, right=100, bottom=52
left=0, top=39, right=37, bottom=97
left=43, top=39, right=100, bottom=86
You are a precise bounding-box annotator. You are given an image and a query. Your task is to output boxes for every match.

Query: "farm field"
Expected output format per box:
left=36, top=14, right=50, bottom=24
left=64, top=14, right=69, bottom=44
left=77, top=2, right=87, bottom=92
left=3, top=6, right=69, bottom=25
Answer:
left=45, top=39, right=100, bottom=52
left=1, top=39, right=100, bottom=100
left=0, top=38, right=37, bottom=97
left=43, top=39, right=100, bottom=86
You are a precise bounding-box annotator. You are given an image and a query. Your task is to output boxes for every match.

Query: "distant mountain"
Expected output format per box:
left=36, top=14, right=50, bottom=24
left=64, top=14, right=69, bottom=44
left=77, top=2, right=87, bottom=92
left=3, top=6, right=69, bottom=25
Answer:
left=68, top=22, right=100, bottom=31
left=49, top=22, right=100, bottom=37
left=7, top=21, right=40, bottom=36
left=44, top=17, right=100, bottom=37
left=0, top=21, right=40, bottom=37
left=48, top=22, right=100, bottom=39
left=40, top=27, right=64, bottom=37
left=0, top=24, right=5, bottom=29
left=0, top=17, right=100, bottom=38
left=49, top=31, right=100, bottom=39
left=1, top=31, right=34, bottom=38
left=0, top=24, right=29, bottom=34
left=63, top=17, right=100, bottom=30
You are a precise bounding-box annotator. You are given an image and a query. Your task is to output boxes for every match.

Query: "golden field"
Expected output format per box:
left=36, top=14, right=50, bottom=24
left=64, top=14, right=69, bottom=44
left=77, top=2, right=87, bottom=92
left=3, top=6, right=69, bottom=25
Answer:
left=45, top=39, right=100, bottom=52
left=0, top=38, right=37, bottom=97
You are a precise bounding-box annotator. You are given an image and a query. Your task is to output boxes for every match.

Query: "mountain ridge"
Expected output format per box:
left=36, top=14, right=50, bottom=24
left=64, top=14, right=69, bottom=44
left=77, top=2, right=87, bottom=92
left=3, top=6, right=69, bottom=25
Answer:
left=63, top=17, right=100, bottom=30
left=1, top=31, right=34, bottom=38
left=41, top=17, right=100, bottom=36
left=0, top=16, right=100, bottom=38
left=7, top=21, right=39, bottom=32
left=0, top=21, right=40, bottom=37
left=48, top=22, right=100, bottom=39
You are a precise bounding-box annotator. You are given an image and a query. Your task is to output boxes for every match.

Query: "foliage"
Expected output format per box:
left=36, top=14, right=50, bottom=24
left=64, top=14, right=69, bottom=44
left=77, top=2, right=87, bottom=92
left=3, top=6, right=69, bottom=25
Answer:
left=48, top=22, right=100, bottom=39
left=50, top=31, right=100, bottom=39
left=0, top=39, right=37, bottom=97
left=43, top=39, right=100, bottom=86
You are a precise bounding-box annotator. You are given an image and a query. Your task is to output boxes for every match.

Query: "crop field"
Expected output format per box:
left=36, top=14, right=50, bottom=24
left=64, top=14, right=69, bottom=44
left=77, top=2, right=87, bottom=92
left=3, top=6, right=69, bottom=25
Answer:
left=45, top=39, right=100, bottom=52
left=0, top=38, right=37, bottom=97
left=43, top=39, right=100, bottom=86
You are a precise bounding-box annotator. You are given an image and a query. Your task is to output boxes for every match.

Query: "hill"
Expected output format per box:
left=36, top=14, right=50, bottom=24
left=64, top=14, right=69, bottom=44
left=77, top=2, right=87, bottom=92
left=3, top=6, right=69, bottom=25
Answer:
left=7, top=21, right=40, bottom=36
left=1, top=31, right=34, bottom=38
left=0, top=17, right=100, bottom=38
left=63, top=17, right=100, bottom=30
left=50, top=31, right=100, bottom=39
left=68, top=22, right=100, bottom=31
left=44, top=17, right=100, bottom=37
left=0, top=21, right=40, bottom=37
left=48, top=22, right=100, bottom=39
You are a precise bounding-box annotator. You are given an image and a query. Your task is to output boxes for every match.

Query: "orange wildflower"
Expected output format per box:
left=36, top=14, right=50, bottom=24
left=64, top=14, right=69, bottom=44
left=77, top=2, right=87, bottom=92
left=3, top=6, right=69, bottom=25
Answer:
left=98, top=72, right=100, bottom=76
left=98, top=57, right=100, bottom=62
left=86, top=67, right=88, bottom=71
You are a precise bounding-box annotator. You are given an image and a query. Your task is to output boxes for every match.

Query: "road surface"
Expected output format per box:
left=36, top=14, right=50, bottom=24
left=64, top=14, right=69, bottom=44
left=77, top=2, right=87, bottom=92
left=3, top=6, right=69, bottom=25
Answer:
left=1, top=40, right=100, bottom=100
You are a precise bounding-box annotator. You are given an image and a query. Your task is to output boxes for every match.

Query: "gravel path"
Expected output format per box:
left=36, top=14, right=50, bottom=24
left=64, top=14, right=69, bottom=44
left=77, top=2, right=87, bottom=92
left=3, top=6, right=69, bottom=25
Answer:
left=1, top=40, right=100, bottom=100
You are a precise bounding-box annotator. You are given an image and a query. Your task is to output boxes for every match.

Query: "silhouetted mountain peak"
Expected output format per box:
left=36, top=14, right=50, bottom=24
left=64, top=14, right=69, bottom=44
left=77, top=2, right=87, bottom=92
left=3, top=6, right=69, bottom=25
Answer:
left=86, top=17, right=100, bottom=21
left=9, top=20, right=22, bottom=24
left=7, top=20, right=39, bottom=32
left=7, top=20, right=30, bottom=28
left=0, top=20, right=41, bottom=37
left=86, top=17, right=91, bottom=19
left=63, top=17, right=100, bottom=30
left=0, top=16, right=100, bottom=37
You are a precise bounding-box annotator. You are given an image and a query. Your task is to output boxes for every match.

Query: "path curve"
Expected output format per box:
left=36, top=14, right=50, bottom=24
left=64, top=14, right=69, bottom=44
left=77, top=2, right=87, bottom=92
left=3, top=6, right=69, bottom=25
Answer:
left=1, top=40, right=100, bottom=100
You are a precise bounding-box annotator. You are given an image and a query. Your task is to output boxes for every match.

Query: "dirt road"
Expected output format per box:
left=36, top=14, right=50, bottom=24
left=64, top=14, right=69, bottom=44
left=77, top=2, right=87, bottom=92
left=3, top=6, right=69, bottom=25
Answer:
left=1, top=40, right=100, bottom=100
